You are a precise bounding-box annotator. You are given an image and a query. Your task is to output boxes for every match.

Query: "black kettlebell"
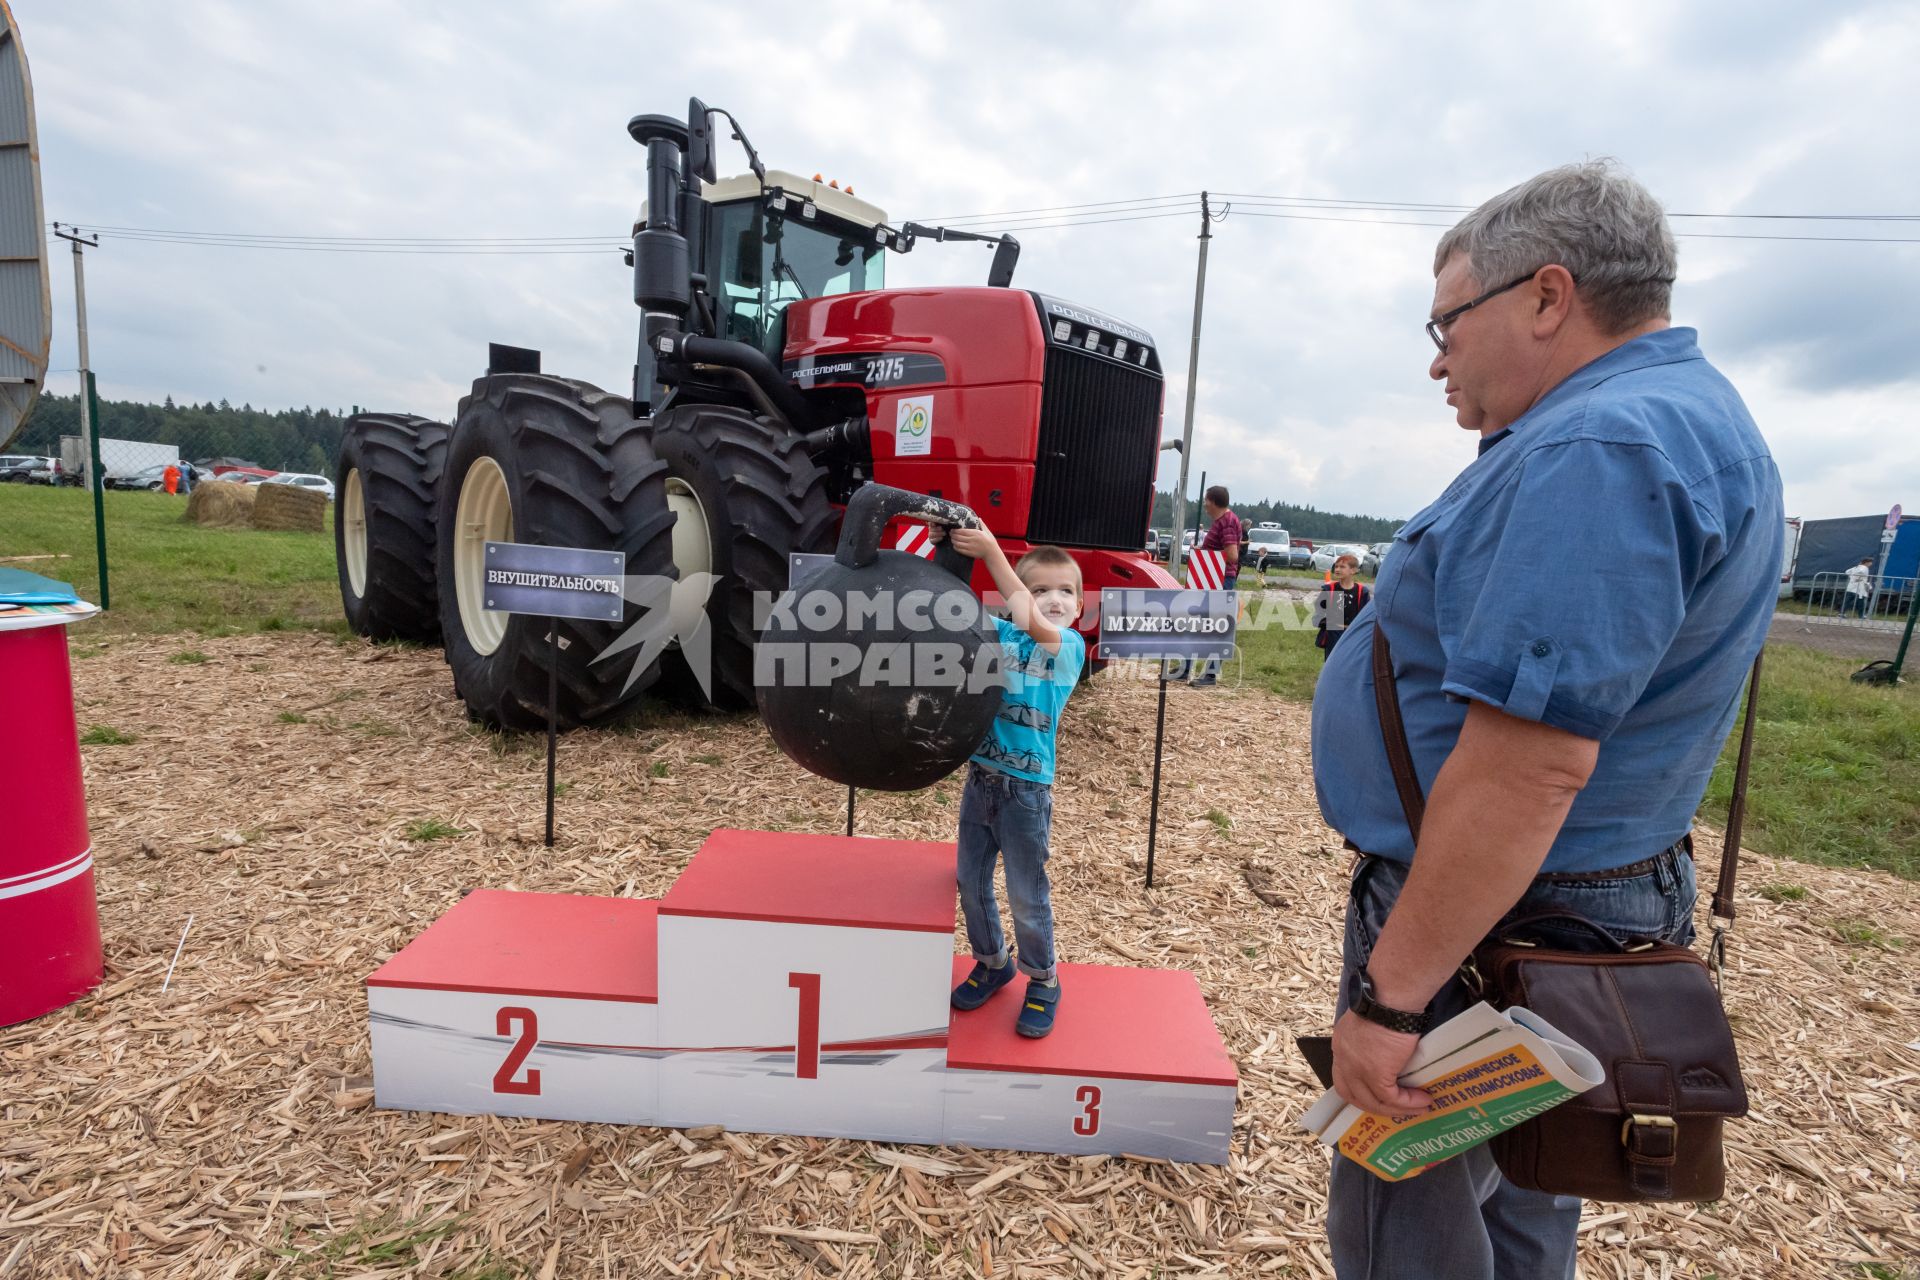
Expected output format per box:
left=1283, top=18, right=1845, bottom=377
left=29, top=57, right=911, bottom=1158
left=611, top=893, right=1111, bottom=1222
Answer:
left=756, top=484, right=1005, bottom=791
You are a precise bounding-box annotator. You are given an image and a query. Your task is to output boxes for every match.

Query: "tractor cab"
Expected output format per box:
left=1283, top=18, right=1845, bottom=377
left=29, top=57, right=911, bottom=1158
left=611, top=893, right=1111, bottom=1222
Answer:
left=699, top=170, right=890, bottom=359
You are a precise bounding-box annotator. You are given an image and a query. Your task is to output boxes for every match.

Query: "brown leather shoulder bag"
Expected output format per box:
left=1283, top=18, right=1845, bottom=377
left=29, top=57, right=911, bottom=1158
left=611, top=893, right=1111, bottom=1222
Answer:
left=1371, top=627, right=1757, bottom=1202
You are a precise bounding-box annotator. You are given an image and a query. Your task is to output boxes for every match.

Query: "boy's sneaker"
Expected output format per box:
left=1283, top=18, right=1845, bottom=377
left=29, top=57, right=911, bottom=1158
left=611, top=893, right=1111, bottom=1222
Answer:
left=951, top=960, right=1016, bottom=1011
left=1016, top=979, right=1061, bottom=1038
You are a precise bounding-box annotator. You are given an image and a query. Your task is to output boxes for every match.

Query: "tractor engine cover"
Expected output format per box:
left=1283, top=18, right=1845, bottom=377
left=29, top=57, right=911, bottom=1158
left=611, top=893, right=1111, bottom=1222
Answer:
left=757, top=485, right=1004, bottom=791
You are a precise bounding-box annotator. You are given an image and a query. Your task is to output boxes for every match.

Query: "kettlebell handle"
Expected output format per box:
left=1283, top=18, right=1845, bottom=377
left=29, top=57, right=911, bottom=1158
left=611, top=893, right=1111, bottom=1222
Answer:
left=836, top=484, right=984, bottom=569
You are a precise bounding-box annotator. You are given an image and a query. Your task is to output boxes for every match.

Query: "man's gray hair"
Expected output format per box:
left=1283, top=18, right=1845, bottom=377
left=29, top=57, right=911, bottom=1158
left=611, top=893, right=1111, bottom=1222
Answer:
left=1434, top=160, right=1677, bottom=335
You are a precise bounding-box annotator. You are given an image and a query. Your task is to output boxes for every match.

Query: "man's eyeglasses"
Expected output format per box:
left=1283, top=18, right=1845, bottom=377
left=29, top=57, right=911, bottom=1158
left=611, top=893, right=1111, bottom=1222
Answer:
left=1424, top=272, right=1538, bottom=354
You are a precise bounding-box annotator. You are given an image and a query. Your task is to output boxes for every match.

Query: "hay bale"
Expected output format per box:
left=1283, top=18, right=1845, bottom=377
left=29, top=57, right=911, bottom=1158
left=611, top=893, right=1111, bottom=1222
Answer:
left=250, top=481, right=327, bottom=532
left=183, top=480, right=258, bottom=530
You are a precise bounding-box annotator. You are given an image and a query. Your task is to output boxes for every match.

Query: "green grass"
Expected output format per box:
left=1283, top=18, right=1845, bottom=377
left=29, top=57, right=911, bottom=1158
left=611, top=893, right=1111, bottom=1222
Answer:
left=403, top=818, right=464, bottom=842
left=1234, top=610, right=1329, bottom=701
left=1699, top=644, right=1919, bottom=880
left=0, top=483, right=341, bottom=636
left=169, top=648, right=209, bottom=664
left=1755, top=883, right=1807, bottom=903
left=269, top=1211, right=494, bottom=1278
left=79, top=724, right=135, bottom=745
left=277, top=711, right=309, bottom=724
left=1829, top=918, right=1904, bottom=950
left=648, top=760, right=672, bottom=778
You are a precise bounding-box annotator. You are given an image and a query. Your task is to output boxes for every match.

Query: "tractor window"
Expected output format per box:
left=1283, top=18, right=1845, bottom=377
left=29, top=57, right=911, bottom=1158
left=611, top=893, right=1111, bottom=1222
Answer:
left=705, top=199, right=885, bottom=357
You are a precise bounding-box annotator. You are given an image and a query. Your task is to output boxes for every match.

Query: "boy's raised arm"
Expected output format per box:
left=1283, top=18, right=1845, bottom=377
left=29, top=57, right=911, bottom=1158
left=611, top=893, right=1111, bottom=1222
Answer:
left=941, top=527, right=1065, bottom=654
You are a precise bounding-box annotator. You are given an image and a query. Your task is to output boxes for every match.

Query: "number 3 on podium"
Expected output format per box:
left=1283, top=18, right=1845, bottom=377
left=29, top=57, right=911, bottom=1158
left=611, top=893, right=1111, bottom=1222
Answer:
left=789, top=973, right=821, bottom=1080
left=1073, top=1084, right=1102, bottom=1136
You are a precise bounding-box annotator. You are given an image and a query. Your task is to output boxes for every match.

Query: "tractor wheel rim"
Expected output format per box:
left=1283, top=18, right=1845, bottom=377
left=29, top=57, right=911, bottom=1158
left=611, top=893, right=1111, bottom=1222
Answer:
left=342, top=468, right=368, bottom=598
left=664, top=476, right=713, bottom=644
left=454, top=456, right=513, bottom=656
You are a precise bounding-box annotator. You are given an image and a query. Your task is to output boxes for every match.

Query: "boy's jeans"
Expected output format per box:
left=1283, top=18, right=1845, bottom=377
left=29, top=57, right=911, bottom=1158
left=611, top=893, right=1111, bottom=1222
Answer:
left=1328, top=842, right=1697, bottom=1280
left=956, top=763, right=1057, bottom=982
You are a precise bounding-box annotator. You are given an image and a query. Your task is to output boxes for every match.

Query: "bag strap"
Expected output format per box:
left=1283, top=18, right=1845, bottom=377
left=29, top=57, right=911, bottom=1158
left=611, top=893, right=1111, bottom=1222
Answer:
left=1370, top=625, right=1425, bottom=843
left=1706, top=652, right=1764, bottom=982
left=1370, top=625, right=1763, bottom=970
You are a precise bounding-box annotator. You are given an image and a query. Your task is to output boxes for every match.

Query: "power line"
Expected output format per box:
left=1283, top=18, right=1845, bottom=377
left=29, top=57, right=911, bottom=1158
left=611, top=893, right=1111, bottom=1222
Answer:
left=70, top=222, right=621, bottom=244
left=1220, top=191, right=1920, bottom=222
left=909, top=192, right=1200, bottom=224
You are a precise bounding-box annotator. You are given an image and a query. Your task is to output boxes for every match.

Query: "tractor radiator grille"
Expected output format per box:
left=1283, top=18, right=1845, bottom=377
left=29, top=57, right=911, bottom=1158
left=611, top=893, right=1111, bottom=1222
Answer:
left=1026, top=346, right=1164, bottom=551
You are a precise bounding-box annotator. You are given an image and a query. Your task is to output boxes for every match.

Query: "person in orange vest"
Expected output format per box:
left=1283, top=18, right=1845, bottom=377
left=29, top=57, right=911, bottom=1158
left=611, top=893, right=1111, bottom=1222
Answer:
left=162, top=463, right=180, bottom=495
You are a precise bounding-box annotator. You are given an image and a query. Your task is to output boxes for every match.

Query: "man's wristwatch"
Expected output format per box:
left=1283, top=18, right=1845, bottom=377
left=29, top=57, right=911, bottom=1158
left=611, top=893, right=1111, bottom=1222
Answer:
left=1352, top=966, right=1432, bottom=1035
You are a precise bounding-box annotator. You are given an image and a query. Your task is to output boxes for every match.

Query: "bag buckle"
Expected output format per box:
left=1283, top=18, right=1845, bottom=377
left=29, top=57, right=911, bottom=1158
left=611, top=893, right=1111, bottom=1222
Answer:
left=1458, top=955, right=1486, bottom=997
left=1707, top=916, right=1731, bottom=992
left=1620, top=1113, right=1677, bottom=1148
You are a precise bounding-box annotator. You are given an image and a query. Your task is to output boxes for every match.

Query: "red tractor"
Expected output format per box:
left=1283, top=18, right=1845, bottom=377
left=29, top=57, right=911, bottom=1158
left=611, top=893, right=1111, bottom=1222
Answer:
left=336, top=98, right=1178, bottom=729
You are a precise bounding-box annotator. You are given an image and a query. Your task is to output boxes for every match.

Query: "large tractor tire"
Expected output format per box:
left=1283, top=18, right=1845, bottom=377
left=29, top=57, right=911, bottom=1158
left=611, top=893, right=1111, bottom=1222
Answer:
left=437, top=374, right=675, bottom=731
left=646, top=403, right=834, bottom=709
left=336, top=412, right=449, bottom=642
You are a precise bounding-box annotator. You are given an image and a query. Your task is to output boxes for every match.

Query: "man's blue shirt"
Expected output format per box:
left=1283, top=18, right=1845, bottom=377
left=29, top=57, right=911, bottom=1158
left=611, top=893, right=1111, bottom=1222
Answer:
left=972, top=617, right=1084, bottom=784
left=1311, top=327, right=1783, bottom=873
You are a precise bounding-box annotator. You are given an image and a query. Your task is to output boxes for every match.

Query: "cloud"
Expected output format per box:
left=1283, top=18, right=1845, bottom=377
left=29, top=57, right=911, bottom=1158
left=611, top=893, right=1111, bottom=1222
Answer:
left=13, top=0, right=1914, bottom=523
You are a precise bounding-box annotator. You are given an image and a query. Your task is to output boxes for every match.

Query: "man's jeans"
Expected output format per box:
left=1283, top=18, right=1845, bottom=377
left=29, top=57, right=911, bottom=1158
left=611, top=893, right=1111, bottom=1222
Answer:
left=956, top=763, right=1057, bottom=982
left=1329, top=843, right=1698, bottom=1280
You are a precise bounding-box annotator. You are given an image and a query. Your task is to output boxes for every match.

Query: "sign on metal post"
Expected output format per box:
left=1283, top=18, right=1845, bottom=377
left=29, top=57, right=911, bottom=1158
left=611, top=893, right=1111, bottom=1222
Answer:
left=1888, top=505, right=1903, bottom=531
left=1096, top=588, right=1238, bottom=663
left=1098, top=588, right=1239, bottom=887
left=483, top=543, right=627, bottom=847
left=787, top=551, right=835, bottom=590
left=483, top=542, right=625, bottom=621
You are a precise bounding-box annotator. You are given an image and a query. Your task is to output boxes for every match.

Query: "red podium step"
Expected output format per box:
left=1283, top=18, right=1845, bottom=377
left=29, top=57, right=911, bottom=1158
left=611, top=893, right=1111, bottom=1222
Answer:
left=368, top=889, right=658, bottom=1004
left=656, top=830, right=958, bottom=1142
left=658, top=827, right=956, bottom=932
left=943, top=957, right=1238, bottom=1161
left=367, top=891, right=661, bottom=1124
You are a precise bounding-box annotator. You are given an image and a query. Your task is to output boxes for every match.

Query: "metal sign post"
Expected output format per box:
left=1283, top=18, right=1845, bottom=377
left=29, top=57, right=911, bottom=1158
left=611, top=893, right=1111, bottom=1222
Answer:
left=1098, top=587, right=1238, bottom=887
left=481, top=542, right=626, bottom=846
left=788, top=552, right=861, bottom=838
left=53, top=226, right=107, bottom=608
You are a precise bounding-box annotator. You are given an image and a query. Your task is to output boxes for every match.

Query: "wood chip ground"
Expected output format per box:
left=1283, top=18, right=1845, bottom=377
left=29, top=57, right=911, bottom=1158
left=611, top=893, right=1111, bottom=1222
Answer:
left=2, top=634, right=1915, bottom=1278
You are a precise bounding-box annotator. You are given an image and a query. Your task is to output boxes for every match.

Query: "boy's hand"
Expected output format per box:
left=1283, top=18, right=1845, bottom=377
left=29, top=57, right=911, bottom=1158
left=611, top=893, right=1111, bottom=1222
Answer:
left=942, top=527, right=995, bottom=560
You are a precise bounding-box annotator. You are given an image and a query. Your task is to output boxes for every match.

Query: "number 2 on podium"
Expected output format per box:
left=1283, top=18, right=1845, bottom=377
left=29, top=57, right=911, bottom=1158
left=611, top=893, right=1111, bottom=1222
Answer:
left=492, top=1007, right=541, bottom=1095
left=789, top=972, right=821, bottom=1080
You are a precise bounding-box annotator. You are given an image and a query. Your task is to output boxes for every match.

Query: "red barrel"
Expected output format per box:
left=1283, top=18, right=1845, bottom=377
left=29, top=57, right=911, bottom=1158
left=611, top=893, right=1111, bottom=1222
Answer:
left=0, top=617, right=103, bottom=1026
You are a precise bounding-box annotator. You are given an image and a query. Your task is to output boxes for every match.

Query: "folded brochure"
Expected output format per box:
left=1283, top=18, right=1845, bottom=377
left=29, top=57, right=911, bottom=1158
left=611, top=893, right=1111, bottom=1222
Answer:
left=1300, top=1001, right=1604, bottom=1182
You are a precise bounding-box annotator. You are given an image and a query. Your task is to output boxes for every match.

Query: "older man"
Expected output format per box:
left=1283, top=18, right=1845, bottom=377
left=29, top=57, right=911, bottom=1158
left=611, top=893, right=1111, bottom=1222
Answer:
left=1310, top=161, right=1782, bottom=1278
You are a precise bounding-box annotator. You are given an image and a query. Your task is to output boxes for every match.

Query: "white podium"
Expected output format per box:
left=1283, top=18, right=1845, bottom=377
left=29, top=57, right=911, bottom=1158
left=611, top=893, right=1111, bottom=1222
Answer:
left=367, top=829, right=1238, bottom=1163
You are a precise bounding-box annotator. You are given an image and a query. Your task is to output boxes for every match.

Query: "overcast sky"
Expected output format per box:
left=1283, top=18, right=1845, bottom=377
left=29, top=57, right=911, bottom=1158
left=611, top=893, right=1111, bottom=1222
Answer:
left=14, top=0, right=1918, bottom=523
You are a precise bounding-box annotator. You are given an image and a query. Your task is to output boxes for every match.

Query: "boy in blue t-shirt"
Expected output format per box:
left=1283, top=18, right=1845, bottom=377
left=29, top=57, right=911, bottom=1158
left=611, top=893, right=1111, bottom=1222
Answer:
left=936, top=527, right=1086, bottom=1038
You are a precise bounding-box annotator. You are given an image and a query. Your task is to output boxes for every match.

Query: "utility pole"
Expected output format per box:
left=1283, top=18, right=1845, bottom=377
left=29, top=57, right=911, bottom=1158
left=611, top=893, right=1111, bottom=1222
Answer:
left=1168, top=192, right=1217, bottom=578
left=53, top=223, right=108, bottom=609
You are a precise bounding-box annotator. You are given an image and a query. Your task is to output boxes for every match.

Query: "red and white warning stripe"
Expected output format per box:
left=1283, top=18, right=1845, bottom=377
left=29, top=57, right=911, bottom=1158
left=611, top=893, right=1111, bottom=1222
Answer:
left=892, top=523, right=937, bottom=559
left=1187, top=548, right=1228, bottom=591
left=0, top=847, right=93, bottom=901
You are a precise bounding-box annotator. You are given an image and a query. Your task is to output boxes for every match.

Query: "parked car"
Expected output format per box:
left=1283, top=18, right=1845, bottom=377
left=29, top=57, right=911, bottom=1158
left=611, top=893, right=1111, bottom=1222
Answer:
left=0, top=454, right=49, bottom=483
left=1362, top=541, right=1393, bottom=575
left=1244, top=526, right=1293, bottom=573
left=1289, top=539, right=1315, bottom=569
left=105, top=463, right=174, bottom=491
left=262, top=472, right=336, bottom=500
left=1310, top=542, right=1371, bottom=574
